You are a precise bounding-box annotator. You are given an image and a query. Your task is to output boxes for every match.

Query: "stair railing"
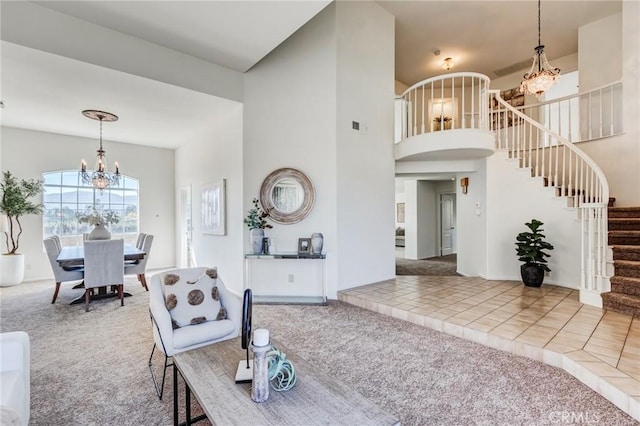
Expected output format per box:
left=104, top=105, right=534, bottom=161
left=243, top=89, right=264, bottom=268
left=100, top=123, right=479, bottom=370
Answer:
left=490, top=90, right=610, bottom=304
left=513, top=81, right=623, bottom=144
left=396, top=72, right=491, bottom=142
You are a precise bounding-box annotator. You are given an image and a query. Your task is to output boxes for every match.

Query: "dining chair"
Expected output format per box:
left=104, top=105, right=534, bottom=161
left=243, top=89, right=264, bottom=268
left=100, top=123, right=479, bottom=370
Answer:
left=43, top=237, right=84, bottom=304
left=135, top=233, right=147, bottom=249
left=83, top=239, right=124, bottom=312
left=125, top=234, right=153, bottom=291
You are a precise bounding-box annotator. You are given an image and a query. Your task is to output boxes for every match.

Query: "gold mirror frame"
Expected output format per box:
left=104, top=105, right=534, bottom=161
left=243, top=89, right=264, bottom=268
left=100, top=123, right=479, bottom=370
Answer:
left=260, top=168, right=315, bottom=224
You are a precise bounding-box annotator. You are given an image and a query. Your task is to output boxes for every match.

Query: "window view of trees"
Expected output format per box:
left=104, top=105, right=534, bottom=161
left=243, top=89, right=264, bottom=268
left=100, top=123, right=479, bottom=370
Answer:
left=42, top=171, right=139, bottom=238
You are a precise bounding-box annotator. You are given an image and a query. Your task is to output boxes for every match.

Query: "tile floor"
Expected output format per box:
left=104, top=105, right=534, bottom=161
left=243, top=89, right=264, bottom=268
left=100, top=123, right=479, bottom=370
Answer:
left=337, top=276, right=640, bottom=421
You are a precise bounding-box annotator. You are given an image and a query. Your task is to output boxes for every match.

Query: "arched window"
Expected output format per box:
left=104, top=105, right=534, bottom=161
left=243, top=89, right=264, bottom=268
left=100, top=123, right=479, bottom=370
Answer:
left=42, top=170, right=139, bottom=243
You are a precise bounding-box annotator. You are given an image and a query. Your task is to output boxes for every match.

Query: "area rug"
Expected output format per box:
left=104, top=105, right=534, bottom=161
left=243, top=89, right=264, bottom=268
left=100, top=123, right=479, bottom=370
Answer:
left=0, top=277, right=635, bottom=425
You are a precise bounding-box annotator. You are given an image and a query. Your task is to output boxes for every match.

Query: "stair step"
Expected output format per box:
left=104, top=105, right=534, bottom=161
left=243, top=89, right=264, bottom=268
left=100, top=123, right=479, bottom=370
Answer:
left=609, top=207, right=640, bottom=218
left=613, top=260, right=640, bottom=278
left=611, top=276, right=640, bottom=296
left=612, top=245, right=640, bottom=261
left=609, top=231, right=640, bottom=246
left=602, top=292, right=640, bottom=318
left=609, top=218, right=640, bottom=231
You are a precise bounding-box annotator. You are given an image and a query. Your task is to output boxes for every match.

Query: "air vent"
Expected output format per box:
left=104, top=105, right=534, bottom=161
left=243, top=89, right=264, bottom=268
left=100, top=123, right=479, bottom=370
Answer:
left=493, top=58, right=533, bottom=77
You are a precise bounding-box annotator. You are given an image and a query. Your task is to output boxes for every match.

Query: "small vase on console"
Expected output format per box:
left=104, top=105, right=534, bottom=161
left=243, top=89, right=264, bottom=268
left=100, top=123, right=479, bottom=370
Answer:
left=88, top=223, right=111, bottom=240
left=250, top=228, right=265, bottom=254
left=311, top=233, right=323, bottom=254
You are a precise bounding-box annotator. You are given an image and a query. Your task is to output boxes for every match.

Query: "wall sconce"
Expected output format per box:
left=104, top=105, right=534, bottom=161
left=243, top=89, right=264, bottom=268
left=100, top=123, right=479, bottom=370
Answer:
left=460, top=177, right=469, bottom=194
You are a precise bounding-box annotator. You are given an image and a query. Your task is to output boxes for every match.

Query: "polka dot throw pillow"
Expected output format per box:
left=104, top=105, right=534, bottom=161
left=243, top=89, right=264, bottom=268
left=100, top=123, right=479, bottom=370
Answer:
left=162, top=268, right=227, bottom=328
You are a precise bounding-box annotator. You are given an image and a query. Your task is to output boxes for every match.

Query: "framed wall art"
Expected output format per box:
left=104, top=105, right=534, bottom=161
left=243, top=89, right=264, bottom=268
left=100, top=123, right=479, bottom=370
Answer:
left=201, top=179, right=226, bottom=235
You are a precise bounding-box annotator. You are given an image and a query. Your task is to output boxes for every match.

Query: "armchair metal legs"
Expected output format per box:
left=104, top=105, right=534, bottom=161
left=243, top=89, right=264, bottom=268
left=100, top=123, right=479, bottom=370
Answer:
left=149, top=343, right=172, bottom=400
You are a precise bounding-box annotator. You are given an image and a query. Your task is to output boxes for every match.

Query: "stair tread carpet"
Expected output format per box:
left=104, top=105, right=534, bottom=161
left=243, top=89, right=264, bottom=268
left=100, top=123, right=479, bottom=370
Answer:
left=608, top=231, right=640, bottom=246
left=601, top=292, right=640, bottom=318
left=609, top=218, right=640, bottom=229
left=612, top=245, right=640, bottom=261
left=609, top=207, right=640, bottom=218
left=611, top=276, right=640, bottom=297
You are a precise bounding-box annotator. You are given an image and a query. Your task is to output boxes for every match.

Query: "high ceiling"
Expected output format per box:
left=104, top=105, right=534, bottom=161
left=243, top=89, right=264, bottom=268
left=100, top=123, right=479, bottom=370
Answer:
left=0, top=1, right=622, bottom=148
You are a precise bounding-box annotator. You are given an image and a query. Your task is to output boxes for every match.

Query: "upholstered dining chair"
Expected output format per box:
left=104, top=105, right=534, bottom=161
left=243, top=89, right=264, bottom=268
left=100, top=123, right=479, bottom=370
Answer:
left=148, top=267, right=241, bottom=400
left=43, top=237, right=84, bottom=304
left=135, top=232, right=147, bottom=249
left=83, top=239, right=124, bottom=312
left=125, top=234, right=153, bottom=291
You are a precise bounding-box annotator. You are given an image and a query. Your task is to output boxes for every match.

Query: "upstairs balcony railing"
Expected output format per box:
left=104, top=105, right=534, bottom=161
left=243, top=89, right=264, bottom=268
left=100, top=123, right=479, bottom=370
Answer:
left=395, top=73, right=491, bottom=143
left=499, top=81, right=623, bottom=144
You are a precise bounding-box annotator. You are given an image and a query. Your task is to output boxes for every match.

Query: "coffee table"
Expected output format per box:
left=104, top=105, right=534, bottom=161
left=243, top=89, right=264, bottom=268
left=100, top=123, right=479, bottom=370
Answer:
left=172, top=337, right=400, bottom=426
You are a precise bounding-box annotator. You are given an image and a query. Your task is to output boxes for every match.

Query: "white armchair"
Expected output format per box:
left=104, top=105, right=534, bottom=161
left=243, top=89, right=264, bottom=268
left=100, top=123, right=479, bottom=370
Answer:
left=0, top=331, right=30, bottom=426
left=148, top=267, right=241, bottom=399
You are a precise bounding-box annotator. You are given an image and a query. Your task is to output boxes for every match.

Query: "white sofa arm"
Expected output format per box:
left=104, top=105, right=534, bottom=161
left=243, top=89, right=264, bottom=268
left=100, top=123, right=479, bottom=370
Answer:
left=0, top=331, right=30, bottom=426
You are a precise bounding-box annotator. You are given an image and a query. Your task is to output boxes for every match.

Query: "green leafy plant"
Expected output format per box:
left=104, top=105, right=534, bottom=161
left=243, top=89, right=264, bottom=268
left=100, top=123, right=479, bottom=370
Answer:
left=0, top=171, right=44, bottom=254
left=76, top=206, right=120, bottom=227
left=515, top=219, right=554, bottom=272
left=244, top=198, right=272, bottom=230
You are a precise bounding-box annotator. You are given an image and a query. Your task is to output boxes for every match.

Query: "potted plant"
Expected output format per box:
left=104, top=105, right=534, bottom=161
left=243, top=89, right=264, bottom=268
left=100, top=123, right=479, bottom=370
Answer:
left=0, top=171, right=44, bottom=286
left=433, top=116, right=452, bottom=131
left=515, top=219, right=554, bottom=287
left=244, top=198, right=272, bottom=254
left=76, top=206, right=120, bottom=240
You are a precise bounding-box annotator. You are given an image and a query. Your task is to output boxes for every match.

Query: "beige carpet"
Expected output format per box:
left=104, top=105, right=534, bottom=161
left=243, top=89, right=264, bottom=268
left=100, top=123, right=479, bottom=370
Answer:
left=0, top=276, right=636, bottom=425
left=396, top=252, right=460, bottom=276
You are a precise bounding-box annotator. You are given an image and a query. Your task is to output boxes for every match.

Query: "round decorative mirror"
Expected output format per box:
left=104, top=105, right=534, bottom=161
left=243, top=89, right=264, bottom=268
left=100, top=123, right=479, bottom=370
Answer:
left=260, top=168, right=315, bottom=224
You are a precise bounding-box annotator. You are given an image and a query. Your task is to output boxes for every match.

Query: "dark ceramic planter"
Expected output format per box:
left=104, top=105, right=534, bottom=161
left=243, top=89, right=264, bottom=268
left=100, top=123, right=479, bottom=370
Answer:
left=520, top=264, right=545, bottom=287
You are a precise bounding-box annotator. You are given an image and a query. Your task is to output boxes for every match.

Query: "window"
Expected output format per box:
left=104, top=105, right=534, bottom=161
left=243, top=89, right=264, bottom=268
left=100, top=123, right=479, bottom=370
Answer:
left=42, top=171, right=139, bottom=242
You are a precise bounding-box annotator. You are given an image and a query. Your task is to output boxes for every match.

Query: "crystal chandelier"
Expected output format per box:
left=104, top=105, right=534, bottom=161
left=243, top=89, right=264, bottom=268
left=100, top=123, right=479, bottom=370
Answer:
left=520, top=0, right=561, bottom=98
left=80, top=110, right=120, bottom=191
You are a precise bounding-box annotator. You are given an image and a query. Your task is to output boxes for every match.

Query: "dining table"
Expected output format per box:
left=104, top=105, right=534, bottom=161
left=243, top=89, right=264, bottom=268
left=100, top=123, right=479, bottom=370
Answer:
left=56, top=243, right=146, bottom=305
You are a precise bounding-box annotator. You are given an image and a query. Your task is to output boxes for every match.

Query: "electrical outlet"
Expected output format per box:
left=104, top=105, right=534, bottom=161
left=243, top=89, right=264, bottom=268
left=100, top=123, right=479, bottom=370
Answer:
left=288, top=274, right=294, bottom=283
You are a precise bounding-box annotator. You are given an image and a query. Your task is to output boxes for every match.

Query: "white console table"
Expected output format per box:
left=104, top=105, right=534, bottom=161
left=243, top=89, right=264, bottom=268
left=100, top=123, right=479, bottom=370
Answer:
left=244, top=253, right=327, bottom=304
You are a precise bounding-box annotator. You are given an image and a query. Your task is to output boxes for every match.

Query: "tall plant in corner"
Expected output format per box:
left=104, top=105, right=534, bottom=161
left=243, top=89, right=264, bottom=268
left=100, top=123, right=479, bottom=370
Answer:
left=1, top=171, right=44, bottom=255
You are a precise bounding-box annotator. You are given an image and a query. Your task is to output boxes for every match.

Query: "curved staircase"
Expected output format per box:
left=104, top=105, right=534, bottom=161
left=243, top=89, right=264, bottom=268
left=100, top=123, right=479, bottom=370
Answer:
left=603, top=207, right=640, bottom=317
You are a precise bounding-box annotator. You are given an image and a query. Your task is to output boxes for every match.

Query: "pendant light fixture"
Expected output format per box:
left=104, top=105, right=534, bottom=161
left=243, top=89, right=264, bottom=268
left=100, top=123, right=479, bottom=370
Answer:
left=80, top=109, right=120, bottom=191
left=520, top=0, right=561, bottom=98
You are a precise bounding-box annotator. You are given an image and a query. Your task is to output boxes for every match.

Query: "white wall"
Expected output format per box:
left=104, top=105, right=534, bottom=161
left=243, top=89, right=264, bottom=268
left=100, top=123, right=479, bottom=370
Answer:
left=1, top=126, right=175, bottom=281
left=404, top=180, right=437, bottom=260
left=243, top=4, right=339, bottom=294
left=456, top=163, right=487, bottom=277
left=485, top=152, right=581, bottom=287
left=577, top=10, right=640, bottom=206
left=243, top=2, right=395, bottom=298
left=335, top=1, right=395, bottom=289
left=174, top=104, right=244, bottom=294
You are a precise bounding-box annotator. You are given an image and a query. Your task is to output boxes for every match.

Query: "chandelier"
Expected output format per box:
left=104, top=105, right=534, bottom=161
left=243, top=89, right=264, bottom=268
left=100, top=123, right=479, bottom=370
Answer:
left=520, top=0, right=561, bottom=98
left=80, top=110, right=120, bottom=191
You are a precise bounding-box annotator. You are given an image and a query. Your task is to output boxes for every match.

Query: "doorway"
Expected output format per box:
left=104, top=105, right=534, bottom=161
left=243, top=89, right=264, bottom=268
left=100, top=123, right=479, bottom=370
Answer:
left=440, top=193, right=456, bottom=256
left=179, top=185, right=194, bottom=268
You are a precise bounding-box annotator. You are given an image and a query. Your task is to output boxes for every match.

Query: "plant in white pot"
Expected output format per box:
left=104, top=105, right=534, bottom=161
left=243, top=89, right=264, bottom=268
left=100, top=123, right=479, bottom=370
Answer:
left=244, top=198, right=272, bottom=254
left=0, top=171, right=44, bottom=286
left=76, top=206, right=120, bottom=240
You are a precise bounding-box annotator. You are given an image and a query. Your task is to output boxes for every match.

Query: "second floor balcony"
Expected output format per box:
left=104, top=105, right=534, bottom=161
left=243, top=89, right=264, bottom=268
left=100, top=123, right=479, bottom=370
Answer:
left=395, top=72, right=495, bottom=162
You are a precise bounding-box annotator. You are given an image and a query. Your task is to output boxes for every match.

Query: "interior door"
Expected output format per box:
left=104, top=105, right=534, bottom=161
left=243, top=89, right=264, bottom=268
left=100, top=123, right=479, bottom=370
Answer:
left=440, top=193, right=456, bottom=256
